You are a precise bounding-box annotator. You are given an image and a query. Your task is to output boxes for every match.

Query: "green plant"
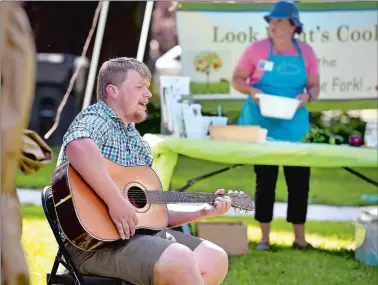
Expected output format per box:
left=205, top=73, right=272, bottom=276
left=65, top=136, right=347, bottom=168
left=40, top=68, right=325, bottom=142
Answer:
left=303, top=127, right=344, bottom=144
left=307, top=111, right=367, bottom=145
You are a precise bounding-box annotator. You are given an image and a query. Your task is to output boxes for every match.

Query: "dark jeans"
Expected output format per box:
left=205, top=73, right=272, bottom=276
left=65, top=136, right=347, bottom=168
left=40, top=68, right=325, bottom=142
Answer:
left=254, top=165, right=311, bottom=224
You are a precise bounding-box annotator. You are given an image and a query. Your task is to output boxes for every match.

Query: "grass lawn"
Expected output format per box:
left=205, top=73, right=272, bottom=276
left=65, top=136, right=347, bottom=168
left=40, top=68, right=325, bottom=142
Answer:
left=171, top=156, right=377, bottom=206
left=15, top=150, right=377, bottom=206
left=21, top=205, right=377, bottom=285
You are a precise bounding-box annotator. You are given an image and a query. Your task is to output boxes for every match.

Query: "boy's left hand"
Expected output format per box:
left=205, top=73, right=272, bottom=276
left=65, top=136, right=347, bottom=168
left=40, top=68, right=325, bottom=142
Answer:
left=202, top=189, right=232, bottom=218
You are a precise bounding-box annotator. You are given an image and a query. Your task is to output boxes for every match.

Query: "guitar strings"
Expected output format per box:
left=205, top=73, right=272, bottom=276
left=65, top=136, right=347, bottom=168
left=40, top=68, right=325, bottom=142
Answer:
left=118, top=191, right=245, bottom=203
left=119, top=191, right=228, bottom=196
left=116, top=191, right=251, bottom=209
left=119, top=192, right=228, bottom=197
left=119, top=191, right=237, bottom=197
left=119, top=192, right=227, bottom=201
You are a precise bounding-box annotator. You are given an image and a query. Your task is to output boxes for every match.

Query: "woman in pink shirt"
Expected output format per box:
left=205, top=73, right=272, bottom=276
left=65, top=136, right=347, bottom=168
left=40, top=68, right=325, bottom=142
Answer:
left=231, top=1, right=320, bottom=251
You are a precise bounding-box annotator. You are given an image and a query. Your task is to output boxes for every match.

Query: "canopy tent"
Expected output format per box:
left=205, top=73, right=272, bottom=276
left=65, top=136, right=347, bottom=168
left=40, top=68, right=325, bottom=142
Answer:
left=82, top=0, right=155, bottom=110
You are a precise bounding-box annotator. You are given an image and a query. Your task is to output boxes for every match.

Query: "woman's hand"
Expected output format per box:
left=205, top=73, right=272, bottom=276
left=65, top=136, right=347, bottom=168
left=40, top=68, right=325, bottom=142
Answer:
left=295, top=93, right=311, bottom=107
left=250, top=88, right=263, bottom=104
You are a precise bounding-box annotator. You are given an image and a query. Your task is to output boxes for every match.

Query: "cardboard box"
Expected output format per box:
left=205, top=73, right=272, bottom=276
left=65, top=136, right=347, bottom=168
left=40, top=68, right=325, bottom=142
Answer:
left=196, top=222, right=248, bottom=255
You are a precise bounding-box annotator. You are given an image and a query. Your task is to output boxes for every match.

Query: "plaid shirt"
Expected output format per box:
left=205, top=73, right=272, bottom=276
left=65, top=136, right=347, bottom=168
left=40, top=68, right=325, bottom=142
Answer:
left=56, top=100, right=153, bottom=243
left=57, top=100, right=153, bottom=167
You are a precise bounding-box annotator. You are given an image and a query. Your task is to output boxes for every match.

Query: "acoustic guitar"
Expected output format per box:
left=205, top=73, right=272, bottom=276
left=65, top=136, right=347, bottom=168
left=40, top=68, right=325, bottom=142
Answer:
left=51, top=159, right=254, bottom=251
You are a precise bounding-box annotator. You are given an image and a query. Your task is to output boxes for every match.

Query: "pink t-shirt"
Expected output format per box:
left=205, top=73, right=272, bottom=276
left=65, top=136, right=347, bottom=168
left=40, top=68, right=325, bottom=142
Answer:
left=236, top=39, right=319, bottom=85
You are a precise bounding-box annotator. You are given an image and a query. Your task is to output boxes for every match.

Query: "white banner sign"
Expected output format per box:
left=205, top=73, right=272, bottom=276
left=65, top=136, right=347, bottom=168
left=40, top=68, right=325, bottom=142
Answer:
left=176, top=2, right=378, bottom=101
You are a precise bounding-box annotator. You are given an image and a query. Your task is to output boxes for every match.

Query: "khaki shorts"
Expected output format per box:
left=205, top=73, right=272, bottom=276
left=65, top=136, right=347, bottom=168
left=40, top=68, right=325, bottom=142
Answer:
left=66, top=229, right=203, bottom=285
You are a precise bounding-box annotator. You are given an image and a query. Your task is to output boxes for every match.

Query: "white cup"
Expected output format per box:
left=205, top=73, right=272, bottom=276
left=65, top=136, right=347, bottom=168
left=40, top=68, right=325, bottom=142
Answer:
left=185, top=117, right=209, bottom=139
left=211, top=116, right=228, bottom=126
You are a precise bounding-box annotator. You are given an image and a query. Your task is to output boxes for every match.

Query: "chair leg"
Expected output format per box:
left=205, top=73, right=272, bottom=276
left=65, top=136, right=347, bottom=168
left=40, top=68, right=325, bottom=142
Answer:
left=68, top=270, right=84, bottom=285
left=61, top=256, right=84, bottom=285
left=47, top=250, right=63, bottom=285
left=47, top=248, right=85, bottom=285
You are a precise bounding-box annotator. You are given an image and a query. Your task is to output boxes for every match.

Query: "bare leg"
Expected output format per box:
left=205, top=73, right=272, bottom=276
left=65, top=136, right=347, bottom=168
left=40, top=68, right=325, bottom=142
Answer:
left=293, top=224, right=308, bottom=246
left=193, top=241, right=229, bottom=285
left=154, top=244, right=203, bottom=285
left=260, top=222, right=271, bottom=243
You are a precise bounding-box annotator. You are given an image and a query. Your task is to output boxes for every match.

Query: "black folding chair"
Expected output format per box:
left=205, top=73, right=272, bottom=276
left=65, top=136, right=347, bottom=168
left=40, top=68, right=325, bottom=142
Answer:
left=41, top=186, right=133, bottom=285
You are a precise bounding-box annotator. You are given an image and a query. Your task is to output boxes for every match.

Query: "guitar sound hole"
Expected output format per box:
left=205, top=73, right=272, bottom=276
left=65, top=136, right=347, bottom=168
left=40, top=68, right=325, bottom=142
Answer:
left=127, top=187, right=147, bottom=209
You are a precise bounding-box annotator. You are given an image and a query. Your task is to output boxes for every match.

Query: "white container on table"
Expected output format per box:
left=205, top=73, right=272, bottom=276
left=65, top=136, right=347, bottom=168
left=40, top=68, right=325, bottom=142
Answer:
left=364, top=120, right=378, bottom=149
left=182, top=104, right=210, bottom=139
left=211, top=116, right=228, bottom=126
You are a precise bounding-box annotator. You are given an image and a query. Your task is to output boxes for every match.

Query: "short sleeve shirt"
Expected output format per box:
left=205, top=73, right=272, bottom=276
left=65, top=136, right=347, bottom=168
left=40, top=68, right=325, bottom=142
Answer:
left=236, top=38, right=319, bottom=86
left=56, top=100, right=153, bottom=168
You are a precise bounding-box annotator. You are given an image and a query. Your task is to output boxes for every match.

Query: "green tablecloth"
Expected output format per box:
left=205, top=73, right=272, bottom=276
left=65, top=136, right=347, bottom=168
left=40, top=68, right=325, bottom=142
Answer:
left=143, top=134, right=378, bottom=191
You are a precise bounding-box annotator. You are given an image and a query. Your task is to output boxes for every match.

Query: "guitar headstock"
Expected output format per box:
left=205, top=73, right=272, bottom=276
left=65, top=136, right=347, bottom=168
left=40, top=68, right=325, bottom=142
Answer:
left=227, top=190, right=254, bottom=213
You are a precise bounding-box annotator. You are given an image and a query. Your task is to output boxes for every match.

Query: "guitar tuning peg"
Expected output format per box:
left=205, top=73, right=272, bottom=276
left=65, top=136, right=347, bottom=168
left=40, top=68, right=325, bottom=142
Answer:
left=240, top=191, right=244, bottom=195
left=228, top=190, right=234, bottom=195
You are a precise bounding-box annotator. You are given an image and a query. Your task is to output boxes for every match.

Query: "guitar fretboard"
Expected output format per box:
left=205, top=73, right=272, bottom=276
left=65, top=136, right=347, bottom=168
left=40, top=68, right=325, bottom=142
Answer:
left=146, top=191, right=225, bottom=204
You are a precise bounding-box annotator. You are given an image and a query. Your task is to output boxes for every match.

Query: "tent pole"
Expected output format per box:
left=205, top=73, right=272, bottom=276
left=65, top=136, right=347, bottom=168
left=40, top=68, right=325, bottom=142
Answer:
left=82, top=0, right=109, bottom=110
left=137, top=1, right=154, bottom=62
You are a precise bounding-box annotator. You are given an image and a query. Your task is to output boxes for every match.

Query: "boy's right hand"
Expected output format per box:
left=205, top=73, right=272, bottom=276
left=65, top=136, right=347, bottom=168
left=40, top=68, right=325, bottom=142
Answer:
left=108, top=197, right=138, bottom=240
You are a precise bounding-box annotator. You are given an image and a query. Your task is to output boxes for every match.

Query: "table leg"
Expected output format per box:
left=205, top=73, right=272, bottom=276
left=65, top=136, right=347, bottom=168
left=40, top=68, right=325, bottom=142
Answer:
left=342, top=167, right=378, bottom=187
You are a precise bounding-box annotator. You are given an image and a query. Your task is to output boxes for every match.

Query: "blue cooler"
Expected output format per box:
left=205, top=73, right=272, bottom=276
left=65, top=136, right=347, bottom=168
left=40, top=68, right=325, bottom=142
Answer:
left=355, top=206, right=378, bottom=266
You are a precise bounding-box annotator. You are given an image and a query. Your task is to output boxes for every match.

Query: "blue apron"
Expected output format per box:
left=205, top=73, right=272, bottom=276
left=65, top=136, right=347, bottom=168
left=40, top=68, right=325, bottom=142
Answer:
left=237, top=39, right=309, bottom=142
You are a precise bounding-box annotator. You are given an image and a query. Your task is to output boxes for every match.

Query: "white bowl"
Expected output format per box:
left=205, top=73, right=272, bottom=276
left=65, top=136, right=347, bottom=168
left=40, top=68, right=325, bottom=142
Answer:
left=255, top=93, right=300, bottom=120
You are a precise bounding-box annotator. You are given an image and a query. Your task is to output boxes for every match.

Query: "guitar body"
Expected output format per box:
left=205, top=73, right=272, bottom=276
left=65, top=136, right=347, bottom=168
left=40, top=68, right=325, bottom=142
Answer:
left=51, top=159, right=168, bottom=251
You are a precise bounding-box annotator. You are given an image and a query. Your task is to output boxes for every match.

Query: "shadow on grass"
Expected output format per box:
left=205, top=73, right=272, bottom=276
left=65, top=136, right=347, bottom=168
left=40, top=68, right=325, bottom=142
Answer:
left=248, top=241, right=356, bottom=259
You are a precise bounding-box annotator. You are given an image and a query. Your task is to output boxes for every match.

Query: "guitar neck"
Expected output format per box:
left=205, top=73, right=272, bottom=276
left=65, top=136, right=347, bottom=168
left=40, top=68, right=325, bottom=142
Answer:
left=146, top=191, right=224, bottom=204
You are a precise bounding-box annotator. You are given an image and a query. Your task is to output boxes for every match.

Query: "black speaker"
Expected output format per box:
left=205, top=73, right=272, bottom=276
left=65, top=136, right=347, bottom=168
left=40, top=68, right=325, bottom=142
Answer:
left=28, top=53, right=89, bottom=146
